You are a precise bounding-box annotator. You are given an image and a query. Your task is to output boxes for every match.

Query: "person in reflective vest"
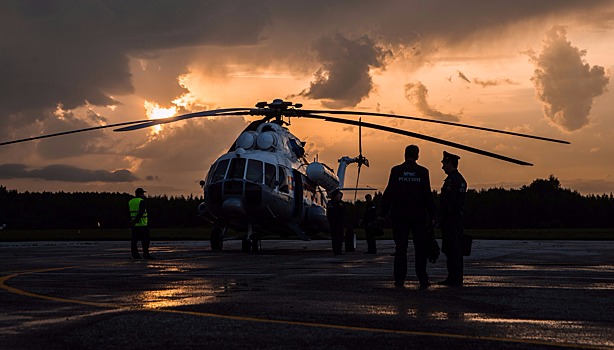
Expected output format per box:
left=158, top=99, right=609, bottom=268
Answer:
left=129, top=187, right=154, bottom=259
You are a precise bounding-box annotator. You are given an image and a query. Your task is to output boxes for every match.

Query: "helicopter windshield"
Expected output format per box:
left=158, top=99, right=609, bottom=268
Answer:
left=211, top=159, right=229, bottom=183
left=208, top=157, right=279, bottom=189
left=228, top=158, right=246, bottom=179
left=265, top=163, right=276, bottom=188
left=246, top=159, right=263, bottom=183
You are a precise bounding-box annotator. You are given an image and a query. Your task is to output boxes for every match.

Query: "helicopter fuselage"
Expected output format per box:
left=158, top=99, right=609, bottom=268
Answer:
left=199, top=122, right=332, bottom=241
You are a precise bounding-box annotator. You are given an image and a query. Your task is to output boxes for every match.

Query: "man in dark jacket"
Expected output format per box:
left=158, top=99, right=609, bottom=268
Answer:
left=362, top=194, right=378, bottom=254
left=438, top=151, right=467, bottom=286
left=380, top=145, right=435, bottom=289
left=326, top=188, right=345, bottom=255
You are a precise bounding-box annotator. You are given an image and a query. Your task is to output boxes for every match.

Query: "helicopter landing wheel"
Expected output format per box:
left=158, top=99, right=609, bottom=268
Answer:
left=242, top=239, right=252, bottom=253
left=210, top=227, right=223, bottom=251
left=251, top=239, right=261, bottom=253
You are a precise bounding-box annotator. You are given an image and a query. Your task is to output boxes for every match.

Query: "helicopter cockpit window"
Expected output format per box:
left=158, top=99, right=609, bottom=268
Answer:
left=264, top=163, right=276, bottom=188
left=246, top=159, right=263, bottom=183
left=228, top=158, right=246, bottom=179
left=278, top=167, right=289, bottom=193
left=211, top=159, right=229, bottom=183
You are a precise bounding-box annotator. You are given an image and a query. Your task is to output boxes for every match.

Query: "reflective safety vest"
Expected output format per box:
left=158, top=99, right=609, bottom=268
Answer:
left=129, top=198, right=148, bottom=227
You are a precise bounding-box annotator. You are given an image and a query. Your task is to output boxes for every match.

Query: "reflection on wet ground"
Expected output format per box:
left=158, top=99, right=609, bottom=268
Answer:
left=1, top=240, right=612, bottom=349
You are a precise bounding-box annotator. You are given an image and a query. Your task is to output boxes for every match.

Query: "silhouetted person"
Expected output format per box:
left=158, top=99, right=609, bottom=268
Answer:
left=327, top=188, right=345, bottom=255
left=362, top=194, right=378, bottom=254
left=380, top=145, right=435, bottom=289
left=129, top=187, right=154, bottom=260
left=438, top=151, right=467, bottom=286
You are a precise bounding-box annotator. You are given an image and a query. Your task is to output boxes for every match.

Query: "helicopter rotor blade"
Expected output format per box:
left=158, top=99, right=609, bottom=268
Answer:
left=301, top=109, right=569, bottom=145
left=304, top=114, right=534, bottom=166
left=354, top=163, right=361, bottom=202
left=358, top=117, right=363, bottom=156
left=355, top=118, right=363, bottom=201
left=0, top=119, right=152, bottom=146
left=114, top=108, right=253, bottom=132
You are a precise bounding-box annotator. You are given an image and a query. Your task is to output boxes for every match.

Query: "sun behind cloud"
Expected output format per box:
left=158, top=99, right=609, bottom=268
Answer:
left=144, top=100, right=178, bottom=134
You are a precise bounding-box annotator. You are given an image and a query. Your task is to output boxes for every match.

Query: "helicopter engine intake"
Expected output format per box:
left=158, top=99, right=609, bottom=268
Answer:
left=236, top=131, right=257, bottom=150
left=256, top=131, right=277, bottom=150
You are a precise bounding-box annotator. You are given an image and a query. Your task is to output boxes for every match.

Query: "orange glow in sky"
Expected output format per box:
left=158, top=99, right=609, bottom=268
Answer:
left=0, top=2, right=612, bottom=196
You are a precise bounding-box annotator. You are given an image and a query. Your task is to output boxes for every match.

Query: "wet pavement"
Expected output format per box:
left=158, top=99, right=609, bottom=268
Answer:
left=1, top=239, right=612, bottom=349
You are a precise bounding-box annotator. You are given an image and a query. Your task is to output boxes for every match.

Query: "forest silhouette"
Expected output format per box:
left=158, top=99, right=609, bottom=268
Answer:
left=1, top=176, right=613, bottom=230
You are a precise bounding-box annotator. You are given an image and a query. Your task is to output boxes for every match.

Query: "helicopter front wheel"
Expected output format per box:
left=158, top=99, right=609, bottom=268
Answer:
left=252, top=239, right=261, bottom=253
left=241, top=238, right=261, bottom=253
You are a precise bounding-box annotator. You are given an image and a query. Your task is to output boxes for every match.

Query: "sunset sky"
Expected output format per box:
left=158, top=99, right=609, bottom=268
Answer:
left=1, top=1, right=613, bottom=197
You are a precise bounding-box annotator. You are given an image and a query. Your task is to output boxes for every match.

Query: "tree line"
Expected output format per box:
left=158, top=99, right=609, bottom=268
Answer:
left=0, top=188, right=204, bottom=229
left=1, top=176, right=613, bottom=230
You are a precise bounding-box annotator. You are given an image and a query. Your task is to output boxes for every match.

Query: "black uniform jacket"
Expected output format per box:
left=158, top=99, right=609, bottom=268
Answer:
left=380, top=160, right=435, bottom=222
left=440, top=169, right=467, bottom=225
left=326, top=199, right=345, bottom=230
left=362, top=201, right=378, bottom=226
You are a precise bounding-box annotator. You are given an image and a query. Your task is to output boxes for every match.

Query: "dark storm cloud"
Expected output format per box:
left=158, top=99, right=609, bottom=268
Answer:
left=34, top=109, right=110, bottom=159
left=404, top=82, right=461, bottom=122
left=0, top=0, right=269, bottom=134
left=296, top=33, right=392, bottom=108
left=528, top=26, right=610, bottom=131
left=0, top=163, right=138, bottom=182
left=280, top=0, right=610, bottom=109
left=367, top=0, right=611, bottom=47
left=2, top=0, right=608, bottom=130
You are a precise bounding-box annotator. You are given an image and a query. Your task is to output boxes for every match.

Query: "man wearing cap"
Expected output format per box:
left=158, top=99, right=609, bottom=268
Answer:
left=380, top=145, right=435, bottom=289
left=128, top=188, right=154, bottom=259
left=326, top=188, right=345, bottom=255
left=438, top=151, right=467, bottom=286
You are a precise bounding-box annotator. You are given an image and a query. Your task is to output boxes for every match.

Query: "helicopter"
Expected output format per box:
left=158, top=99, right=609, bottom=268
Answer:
left=1, top=98, right=569, bottom=252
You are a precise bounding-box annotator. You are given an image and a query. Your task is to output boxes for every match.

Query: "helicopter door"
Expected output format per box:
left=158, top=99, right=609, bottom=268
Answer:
left=292, top=169, right=303, bottom=219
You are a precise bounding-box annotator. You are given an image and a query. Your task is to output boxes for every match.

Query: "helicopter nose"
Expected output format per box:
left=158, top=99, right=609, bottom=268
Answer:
left=222, top=197, right=246, bottom=216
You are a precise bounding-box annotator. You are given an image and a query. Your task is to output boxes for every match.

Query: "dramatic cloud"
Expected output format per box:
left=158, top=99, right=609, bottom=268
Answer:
left=0, top=1, right=269, bottom=133
left=2, top=1, right=614, bottom=195
left=128, top=118, right=248, bottom=173
left=528, top=26, right=610, bottom=131
left=297, top=33, right=392, bottom=108
left=34, top=108, right=111, bottom=159
left=0, top=164, right=138, bottom=182
left=404, top=82, right=461, bottom=122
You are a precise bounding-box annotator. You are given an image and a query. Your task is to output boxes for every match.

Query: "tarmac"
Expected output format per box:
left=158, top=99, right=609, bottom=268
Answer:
left=0, top=239, right=612, bottom=349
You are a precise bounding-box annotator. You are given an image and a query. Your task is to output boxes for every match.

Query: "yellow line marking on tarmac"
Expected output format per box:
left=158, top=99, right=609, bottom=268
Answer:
left=1, top=268, right=608, bottom=350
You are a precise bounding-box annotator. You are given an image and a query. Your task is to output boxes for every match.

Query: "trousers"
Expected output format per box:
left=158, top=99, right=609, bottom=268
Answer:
left=392, top=217, right=429, bottom=285
left=441, top=222, right=463, bottom=283
left=131, top=226, right=150, bottom=257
